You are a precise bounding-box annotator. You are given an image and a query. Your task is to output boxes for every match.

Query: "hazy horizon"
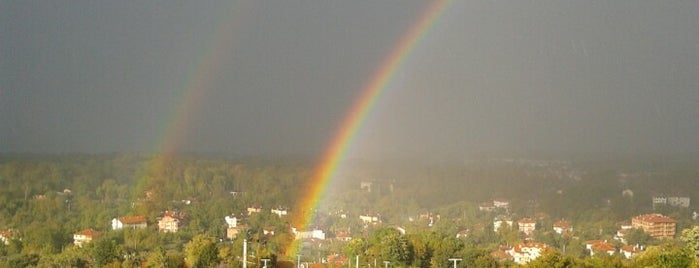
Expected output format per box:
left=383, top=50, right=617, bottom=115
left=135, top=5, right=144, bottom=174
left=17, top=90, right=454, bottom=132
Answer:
left=2, top=1, right=698, bottom=161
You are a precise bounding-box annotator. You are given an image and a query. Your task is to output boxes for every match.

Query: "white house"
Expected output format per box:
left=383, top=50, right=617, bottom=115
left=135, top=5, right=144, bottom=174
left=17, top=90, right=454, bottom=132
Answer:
left=292, top=227, right=326, bottom=240
left=506, top=242, right=549, bottom=265
left=271, top=207, right=288, bottom=217
left=112, top=216, right=147, bottom=230
left=73, top=228, right=99, bottom=247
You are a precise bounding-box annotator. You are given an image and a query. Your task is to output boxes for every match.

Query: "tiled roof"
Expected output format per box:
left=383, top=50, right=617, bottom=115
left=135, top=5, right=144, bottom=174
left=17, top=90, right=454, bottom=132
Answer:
left=76, top=228, right=100, bottom=237
left=633, top=214, right=677, bottom=223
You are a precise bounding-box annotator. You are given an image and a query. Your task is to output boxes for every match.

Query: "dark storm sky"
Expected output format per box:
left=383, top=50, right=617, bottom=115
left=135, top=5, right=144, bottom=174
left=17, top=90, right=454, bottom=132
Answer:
left=2, top=0, right=698, bottom=159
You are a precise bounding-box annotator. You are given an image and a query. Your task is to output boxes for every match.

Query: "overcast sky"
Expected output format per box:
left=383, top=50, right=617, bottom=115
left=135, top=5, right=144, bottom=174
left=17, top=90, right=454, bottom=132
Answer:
left=2, top=0, right=698, bottom=160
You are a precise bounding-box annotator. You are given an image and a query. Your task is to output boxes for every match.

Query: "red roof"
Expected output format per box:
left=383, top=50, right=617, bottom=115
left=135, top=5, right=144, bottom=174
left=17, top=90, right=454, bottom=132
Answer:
left=633, top=214, right=677, bottom=224
left=553, top=220, right=571, bottom=228
left=519, top=218, right=536, bottom=224
left=591, top=241, right=616, bottom=252
left=76, top=228, right=100, bottom=238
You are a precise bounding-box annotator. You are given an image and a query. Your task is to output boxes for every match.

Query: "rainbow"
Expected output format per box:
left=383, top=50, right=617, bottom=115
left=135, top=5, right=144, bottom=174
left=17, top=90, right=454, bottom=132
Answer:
left=141, top=3, right=249, bottom=181
left=290, top=0, right=451, bottom=255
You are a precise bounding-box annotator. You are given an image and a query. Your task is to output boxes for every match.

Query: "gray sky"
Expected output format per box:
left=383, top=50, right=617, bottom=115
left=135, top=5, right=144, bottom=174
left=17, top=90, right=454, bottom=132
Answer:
left=2, top=0, right=698, bottom=159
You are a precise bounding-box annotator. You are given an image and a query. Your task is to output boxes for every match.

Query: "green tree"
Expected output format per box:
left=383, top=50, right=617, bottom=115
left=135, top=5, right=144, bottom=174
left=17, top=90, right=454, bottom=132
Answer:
left=90, top=238, right=120, bottom=267
left=379, top=232, right=413, bottom=266
left=632, top=243, right=692, bottom=268
left=681, top=225, right=699, bottom=258
left=626, top=228, right=655, bottom=247
left=184, top=234, right=220, bottom=268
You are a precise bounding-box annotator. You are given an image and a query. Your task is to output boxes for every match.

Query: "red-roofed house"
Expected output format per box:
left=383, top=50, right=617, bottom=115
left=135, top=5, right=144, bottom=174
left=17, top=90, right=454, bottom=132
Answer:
left=631, top=214, right=676, bottom=239
left=336, top=232, right=352, bottom=242
left=0, top=229, right=17, bottom=245
left=506, top=242, right=549, bottom=264
left=112, top=216, right=148, bottom=230
left=620, top=245, right=644, bottom=259
left=553, top=219, right=572, bottom=235
left=73, top=228, right=100, bottom=247
left=585, top=240, right=616, bottom=256
left=518, top=218, right=536, bottom=236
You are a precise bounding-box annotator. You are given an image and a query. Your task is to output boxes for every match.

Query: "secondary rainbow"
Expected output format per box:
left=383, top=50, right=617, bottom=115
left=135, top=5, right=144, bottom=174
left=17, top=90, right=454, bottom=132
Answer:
left=143, top=2, right=248, bottom=177
left=290, top=0, right=451, bottom=254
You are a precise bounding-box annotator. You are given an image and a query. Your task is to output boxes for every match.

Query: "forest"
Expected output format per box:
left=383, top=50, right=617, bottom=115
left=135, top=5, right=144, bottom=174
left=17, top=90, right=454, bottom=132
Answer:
left=1, top=153, right=699, bottom=267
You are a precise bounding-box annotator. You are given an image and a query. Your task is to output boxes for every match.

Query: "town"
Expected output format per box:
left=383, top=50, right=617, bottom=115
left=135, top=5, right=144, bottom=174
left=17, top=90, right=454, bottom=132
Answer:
left=1, top=154, right=699, bottom=267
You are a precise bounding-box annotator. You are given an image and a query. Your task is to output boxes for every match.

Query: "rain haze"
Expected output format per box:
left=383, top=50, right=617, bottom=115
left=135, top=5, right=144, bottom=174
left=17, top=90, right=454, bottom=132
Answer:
left=2, top=0, right=698, bottom=160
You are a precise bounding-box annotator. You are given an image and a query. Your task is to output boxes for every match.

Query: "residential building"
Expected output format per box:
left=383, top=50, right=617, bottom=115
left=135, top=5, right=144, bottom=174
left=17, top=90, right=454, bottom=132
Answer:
left=518, top=218, right=536, bottom=236
left=247, top=206, right=262, bottom=215
left=292, top=227, right=326, bottom=240
left=506, top=242, right=549, bottom=264
left=336, top=232, right=352, bottom=242
left=493, top=199, right=510, bottom=209
left=73, top=228, right=99, bottom=247
left=631, top=214, right=677, bottom=239
left=0, top=229, right=17, bottom=245
left=112, top=216, right=147, bottom=230
left=493, top=215, right=513, bottom=232
left=158, top=216, right=181, bottom=233
left=586, top=240, right=616, bottom=256
left=271, top=207, right=288, bottom=217
left=225, top=215, right=238, bottom=228
left=621, top=245, right=644, bottom=259
left=553, top=219, right=572, bottom=235
left=359, top=214, right=380, bottom=225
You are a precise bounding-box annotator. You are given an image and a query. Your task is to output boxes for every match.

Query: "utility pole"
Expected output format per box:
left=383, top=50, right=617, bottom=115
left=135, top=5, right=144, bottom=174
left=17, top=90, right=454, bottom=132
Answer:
left=448, top=258, right=462, bottom=268
left=384, top=261, right=390, bottom=268
left=243, top=239, right=248, bottom=268
left=261, top=258, right=270, bottom=268
left=297, top=254, right=302, bottom=268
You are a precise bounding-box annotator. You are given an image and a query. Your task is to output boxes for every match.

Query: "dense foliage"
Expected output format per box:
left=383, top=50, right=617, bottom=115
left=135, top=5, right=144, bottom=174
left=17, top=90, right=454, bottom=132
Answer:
left=0, top=153, right=698, bottom=267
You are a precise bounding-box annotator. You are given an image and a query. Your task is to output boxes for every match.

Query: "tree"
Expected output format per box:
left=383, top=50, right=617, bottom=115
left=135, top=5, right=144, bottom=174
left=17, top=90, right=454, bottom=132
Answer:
left=90, top=238, right=120, bottom=267
left=379, top=232, right=413, bottom=266
left=625, top=228, right=654, bottom=247
left=145, top=247, right=168, bottom=268
left=184, top=234, right=220, bottom=268
left=681, top=225, right=699, bottom=258
left=632, top=243, right=692, bottom=268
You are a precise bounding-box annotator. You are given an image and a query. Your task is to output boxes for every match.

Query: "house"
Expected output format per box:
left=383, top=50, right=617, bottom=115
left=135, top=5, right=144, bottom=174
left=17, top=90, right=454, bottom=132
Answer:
left=493, top=199, right=510, bottom=209
left=271, top=207, right=288, bottom=217
left=518, top=218, right=536, bottom=236
left=359, top=214, right=380, bottom=225
left=336, top=232, right=352, bottom=242
left=292, top=227, right=326, bottom=240
left=226, top=224, right=247, bottom=240
left=0, top=229, right=17, bottom=245
left=263, top=226, right=276, bottom=236
left=456, top=229, right=469, bottom=239
left=158, top=216, right=181, bottom=233
left=553, top=219, right=573, bottom=235
left=585, top=240, right=616, bottom=256
left=360, top=181, right=372, bottom=192
left=615, top=229, right=630, bottom=244
left=247, top=206, right=262, bottom=215
left=490, top=246, right=514, bottom=262
left=493, top=215, right=513, bottom=232
left=225, top=215, right=238, bottom=228
left=631, top=214, right=676, bottom=239
left=620, top=245, right=644, bottom=259
left=73, top=228, right=100, bottom=247
left=479, top=202, right=495, bottom=212
left=506, top=242, right=549, bottom=264
left=652, top=195, right=690, bottom=209
left=112, top=216, right=148, bottom=230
